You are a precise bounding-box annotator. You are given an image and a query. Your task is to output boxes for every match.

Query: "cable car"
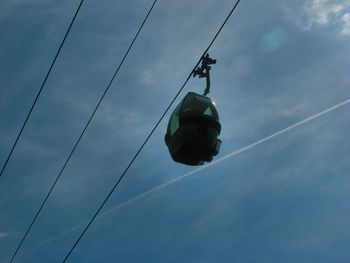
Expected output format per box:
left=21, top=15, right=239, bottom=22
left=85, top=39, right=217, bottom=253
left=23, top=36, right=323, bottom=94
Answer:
left=165, top=53, right=222, bottom=165
left=165, top=92, right=222, bottom=165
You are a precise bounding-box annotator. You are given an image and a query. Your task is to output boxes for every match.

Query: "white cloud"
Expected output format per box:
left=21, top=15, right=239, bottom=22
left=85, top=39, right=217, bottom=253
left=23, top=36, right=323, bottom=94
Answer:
left=0, top=232, right=8, bottom=239
left=341, top=13, right=350, bottom=35
left=140, top=70, right=153, bottom=86
left=283, top=0, right=350, bottom=35
left=303, top=0, right=349, bottom=28
left=306, top=0, right=329, bottom=26
left=98, top=104, right=141, bottom=127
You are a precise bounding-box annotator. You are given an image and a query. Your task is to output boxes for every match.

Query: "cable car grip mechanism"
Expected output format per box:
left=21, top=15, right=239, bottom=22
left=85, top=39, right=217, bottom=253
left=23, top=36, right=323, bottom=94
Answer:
left=192, top=53, right=216, bottom=96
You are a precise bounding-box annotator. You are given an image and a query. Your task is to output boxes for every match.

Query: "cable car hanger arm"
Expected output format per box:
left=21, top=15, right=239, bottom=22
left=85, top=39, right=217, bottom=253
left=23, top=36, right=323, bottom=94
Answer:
left=192, top=53, right=216, bottom=96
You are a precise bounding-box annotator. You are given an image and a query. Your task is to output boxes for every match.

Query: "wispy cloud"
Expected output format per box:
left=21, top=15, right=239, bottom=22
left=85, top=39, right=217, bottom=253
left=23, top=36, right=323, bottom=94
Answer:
left=283, top=0, right=350, bottom=35
left=21, top=97, right=350, bottom=257
left=0, top=233, right=8, bottom=239
left=303, top=0, right=350, bottom=28
left=341, top=13, right=350, bottom=35
left=139, top=70, right=154, bottom=86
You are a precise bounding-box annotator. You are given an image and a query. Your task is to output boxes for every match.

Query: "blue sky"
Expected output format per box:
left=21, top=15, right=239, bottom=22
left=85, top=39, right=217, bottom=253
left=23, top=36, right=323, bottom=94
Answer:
left=1, top=0, right=350, bottom=262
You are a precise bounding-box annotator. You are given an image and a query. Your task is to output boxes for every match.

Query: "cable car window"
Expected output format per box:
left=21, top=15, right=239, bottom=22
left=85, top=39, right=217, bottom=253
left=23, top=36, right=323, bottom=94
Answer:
left=168, top=103, right=181, bottom=136
left=182, top=93, right=219, bottom=120
left=203, top=107, right=212, bottom=116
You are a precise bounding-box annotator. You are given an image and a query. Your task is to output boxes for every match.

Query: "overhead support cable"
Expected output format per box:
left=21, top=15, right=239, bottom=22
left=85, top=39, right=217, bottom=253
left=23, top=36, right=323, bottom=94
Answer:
left=7, top=0, right=158, bottom=262
left=0, top=0, right=85, bottom=178
left=62, top=0, right=242, bottom=262
left=12, top=96, right=350, bottom=259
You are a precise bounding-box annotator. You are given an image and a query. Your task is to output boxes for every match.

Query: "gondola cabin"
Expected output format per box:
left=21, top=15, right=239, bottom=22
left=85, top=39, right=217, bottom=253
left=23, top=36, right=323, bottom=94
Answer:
left=165, top=92, right=222, bottom=165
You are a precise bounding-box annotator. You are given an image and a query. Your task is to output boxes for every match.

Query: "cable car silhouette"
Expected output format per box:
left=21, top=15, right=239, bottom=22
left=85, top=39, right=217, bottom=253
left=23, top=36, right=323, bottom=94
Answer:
left=165, top=54, right=222, bottom=165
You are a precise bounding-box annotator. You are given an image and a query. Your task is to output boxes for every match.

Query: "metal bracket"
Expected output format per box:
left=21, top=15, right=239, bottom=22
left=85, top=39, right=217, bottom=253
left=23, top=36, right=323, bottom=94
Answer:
left=193, top=53, right=216, bottom=96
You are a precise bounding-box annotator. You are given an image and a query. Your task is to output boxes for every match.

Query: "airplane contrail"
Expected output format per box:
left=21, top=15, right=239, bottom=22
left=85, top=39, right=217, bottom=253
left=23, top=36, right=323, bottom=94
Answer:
left=21, top=98, right=350, bottom=256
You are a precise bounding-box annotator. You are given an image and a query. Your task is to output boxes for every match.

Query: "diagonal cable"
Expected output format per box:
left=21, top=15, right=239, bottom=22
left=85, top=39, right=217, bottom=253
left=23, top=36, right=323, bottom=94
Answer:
left=12, top=96, right=350, bottom=261
left=0, top=0, right=85, bottom=178
left=8, top=0, right=158, bottom=262
left=61, top=0, right=242, bottom=262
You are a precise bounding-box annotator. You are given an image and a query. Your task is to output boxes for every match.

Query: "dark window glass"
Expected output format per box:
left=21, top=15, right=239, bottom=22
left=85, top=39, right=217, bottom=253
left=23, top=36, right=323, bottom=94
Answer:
left=182, top=93, right=219, bottom=120
left=168, top=103, right=181, bottom=136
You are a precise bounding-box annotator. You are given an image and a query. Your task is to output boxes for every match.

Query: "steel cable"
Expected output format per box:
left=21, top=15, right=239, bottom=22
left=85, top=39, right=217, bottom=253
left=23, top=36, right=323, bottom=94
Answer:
left=62, top=0, right=241, bottom=262
left=0, top=0, right=85, bottom=178
left=8, top=0, right=158, bottom=262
